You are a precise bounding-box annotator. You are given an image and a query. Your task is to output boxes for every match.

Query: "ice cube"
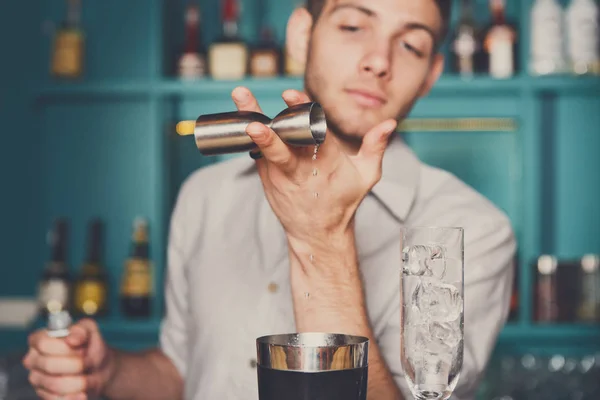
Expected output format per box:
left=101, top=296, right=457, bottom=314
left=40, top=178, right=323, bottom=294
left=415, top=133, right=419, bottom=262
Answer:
left=415, top=280, right=462, bottom=323
left=402, top=244, right=447, bottom=279
left=427, top=245, right=447, bottom=280
left=402, top=245, right=432, bottom=276
left=429, top=321, right=461, bottom=350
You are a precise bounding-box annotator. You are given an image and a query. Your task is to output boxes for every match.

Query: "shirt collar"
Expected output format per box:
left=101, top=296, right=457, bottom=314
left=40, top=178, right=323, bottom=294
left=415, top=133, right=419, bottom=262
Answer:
left=237, top=134, right=420, bottom=222
left=370, top=134, right=420, bottom=222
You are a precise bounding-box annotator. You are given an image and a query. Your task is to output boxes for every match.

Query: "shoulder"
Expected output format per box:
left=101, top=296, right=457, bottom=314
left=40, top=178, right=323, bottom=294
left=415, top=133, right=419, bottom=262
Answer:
left=411, top=163, right=516, bottom=254
left=169, top=156, right=260, bottom=236
left=414, top=163, right=512, bottom=227
left=411, top=163, right=517, bottom=276
left=177, top=156, right=256, bottom=203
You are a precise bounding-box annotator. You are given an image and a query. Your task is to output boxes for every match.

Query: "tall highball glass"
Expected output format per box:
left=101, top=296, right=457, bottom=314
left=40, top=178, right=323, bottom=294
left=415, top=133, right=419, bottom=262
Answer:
left=400, top=227, right=464, bottom=400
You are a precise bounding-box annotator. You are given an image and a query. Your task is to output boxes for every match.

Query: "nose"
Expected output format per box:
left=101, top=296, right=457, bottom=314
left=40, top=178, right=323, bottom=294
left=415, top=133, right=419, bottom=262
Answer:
left=359, top=42, right=392, bottom=79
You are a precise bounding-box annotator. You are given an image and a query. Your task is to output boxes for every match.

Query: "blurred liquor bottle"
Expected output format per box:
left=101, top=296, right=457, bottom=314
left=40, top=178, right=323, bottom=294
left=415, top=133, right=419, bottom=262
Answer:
left=120, top=218, right=152, bottom=318
left=51, top=0, right=84, bottom=79
left=534, top=255, right=558, bottom=322
left=74, top=219, right=109, bottom=318
left=577, top=254, right=600, bottom=322
left=483, top=0, right=518, bottom=79
left=178, top=2, right=207, bottom=80
left=39, top=218, right=71, bottom=317
left=249, top=0, right=280, bottom=78
left=249, top=27, right=281, bottom=77
left=209, top=0, right=248, bottom=80
left=565, top=0, right=600, bottom=75
left=529, top=0, right=567, bottom=76
left=451, top=0, right=484, bottom=76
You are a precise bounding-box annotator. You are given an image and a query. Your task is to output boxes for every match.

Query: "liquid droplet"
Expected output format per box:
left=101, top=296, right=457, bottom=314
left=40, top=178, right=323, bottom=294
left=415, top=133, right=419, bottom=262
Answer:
left=304, top=292, right=310, bottom=299
left=313, top=192, right=319, bottom=199
left=312, top=168, right=318, bottom=176
left=312, top=144, right=319, bottom=161
left=309, top=254, right=315, bottom=263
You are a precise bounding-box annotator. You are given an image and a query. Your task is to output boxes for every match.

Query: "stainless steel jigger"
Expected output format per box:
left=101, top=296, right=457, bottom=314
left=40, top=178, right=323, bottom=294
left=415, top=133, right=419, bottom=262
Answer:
left=175, top=102, right=327, bottom=156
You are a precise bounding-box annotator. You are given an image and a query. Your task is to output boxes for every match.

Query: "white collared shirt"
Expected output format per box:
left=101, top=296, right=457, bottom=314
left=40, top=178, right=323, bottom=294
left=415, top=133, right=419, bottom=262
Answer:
left=159, top=136, right=516, bottom=400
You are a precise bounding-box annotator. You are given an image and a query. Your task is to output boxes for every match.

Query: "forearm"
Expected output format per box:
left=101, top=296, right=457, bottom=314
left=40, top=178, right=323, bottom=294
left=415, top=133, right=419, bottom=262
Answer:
left=103, top=348, right=183, bottom=400
left=287, top=230, right=403, bottom=400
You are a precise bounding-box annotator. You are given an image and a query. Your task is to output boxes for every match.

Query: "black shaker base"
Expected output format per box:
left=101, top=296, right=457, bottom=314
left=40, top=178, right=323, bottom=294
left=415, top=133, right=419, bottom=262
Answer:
left=257, top=365, right=368, bottom=400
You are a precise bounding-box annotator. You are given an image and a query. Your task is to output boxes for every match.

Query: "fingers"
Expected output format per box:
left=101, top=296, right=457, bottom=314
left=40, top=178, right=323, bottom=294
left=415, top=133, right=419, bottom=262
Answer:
left=24, top=349, right=85, bottom=375
left=282, top=89, right=311, bottom=107
left=28, top=330, right=83, bottom=357
left=357, top=118, right=398, bottom=161
left=29, top=370, right=87, bottom=398
left=352, top=119, right=398, bottom=185
left=232, top=86, right=263, bottom=113
left=65, top=319, right=97, bottom=348
left=246, top=122, right=296, bottom=173
left=36, top=386, right=87, bottom=400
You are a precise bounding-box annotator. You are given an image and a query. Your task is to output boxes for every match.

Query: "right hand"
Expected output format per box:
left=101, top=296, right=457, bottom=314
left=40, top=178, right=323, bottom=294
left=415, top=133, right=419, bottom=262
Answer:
left=22, top=318, right=115, bottom=400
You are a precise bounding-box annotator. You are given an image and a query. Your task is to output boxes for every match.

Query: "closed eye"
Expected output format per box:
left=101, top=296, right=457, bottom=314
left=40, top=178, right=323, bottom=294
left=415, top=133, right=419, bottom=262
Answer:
left=401, top=41, right=424, bottom=57
left=340, top=25, right=361, bottom=32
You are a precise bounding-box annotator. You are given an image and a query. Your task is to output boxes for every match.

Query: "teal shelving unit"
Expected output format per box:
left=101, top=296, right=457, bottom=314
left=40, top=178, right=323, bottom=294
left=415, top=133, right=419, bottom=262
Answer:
left=1, top=0, right=598, bottom=362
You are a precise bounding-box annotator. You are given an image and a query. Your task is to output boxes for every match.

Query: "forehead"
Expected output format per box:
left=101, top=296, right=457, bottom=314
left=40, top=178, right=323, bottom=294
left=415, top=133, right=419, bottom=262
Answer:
left=322, top=0, right=442, bottom=33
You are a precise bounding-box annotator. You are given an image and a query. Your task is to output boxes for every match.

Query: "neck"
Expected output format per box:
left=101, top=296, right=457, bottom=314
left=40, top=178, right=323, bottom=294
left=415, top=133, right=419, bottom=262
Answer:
left=328, top=130, right=362, bottom=155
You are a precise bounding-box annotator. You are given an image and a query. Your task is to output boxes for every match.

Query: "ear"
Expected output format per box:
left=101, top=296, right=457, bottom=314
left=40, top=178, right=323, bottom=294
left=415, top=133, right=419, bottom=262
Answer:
left=418, top=53, right=445, bottom=98
left=285, top=7, right=314, bottom=69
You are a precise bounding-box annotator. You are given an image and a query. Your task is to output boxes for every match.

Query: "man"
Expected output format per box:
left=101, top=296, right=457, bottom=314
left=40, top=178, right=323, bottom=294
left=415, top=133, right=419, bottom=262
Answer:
left=23, top=0, right=516, bottom=399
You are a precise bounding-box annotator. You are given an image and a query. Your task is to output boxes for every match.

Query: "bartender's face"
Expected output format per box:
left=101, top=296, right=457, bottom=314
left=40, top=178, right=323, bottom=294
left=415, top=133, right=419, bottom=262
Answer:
left=287, top=0, right=445, bottom=145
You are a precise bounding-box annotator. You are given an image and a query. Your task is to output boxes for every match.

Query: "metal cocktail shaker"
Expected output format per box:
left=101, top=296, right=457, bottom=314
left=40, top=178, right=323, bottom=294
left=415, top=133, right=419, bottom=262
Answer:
left=256, top=333, right=369, bottom=400
left=176, top=102, right=328, bottom=156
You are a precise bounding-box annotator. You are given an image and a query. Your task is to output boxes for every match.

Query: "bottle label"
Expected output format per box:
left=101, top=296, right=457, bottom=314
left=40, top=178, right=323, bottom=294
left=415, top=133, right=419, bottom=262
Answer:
left=122, top=259, right=152, bottom=296
left=251, top=52, right=278, bottom=77
left=52, top=30, right=83, bottom=77
left=39, top=279, right=69, bottom=313
left=209, top=43, right=248, bottom=79
left=488, top=27, right=514, bottom=78
left=179, top=52, right=206, bottom=78
left=75, top=281, right=106, bottom=315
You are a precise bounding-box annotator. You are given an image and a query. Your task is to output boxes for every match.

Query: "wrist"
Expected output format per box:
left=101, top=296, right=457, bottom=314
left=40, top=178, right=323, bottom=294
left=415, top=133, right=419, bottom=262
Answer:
left=100, top=347, right=120, bottom=395
left=286, top=226, right=356, bottom=271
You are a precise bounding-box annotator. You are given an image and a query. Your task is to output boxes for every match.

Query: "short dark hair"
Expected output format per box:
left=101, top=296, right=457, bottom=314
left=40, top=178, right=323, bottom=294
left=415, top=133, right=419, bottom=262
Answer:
left=305, top=0, right=452, bottom=47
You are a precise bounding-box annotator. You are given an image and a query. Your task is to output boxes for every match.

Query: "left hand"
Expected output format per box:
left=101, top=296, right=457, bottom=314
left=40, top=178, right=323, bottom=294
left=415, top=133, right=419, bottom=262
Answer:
left=231, top=86, right=398, bottom=249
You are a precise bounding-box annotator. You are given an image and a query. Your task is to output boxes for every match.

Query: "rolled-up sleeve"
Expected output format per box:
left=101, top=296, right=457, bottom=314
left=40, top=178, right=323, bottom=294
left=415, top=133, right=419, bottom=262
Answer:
left=159, top=188, right=192, bottom=380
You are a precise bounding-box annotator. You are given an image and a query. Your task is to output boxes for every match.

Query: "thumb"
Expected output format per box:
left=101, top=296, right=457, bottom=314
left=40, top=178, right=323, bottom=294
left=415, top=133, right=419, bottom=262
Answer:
left=64, top=319, right=97, bottom=348
left=357, top=119, right=397, bottom=161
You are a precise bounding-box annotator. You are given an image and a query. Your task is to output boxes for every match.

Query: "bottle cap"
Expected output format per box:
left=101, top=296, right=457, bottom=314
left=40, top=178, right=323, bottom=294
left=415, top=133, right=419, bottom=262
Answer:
left=47, top=310, right=72, bottom=338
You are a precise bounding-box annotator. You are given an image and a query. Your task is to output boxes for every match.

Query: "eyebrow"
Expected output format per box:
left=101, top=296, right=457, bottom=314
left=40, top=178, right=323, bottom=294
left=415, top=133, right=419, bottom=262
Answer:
left=329, top=3, right=375, bottom=17
left=328, top=3, right=438, bottom=43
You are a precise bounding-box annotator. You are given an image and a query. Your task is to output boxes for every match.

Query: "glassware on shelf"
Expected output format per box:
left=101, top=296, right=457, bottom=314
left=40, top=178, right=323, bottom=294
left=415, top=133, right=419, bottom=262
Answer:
left=400, top=227, right=464, bottom=400
left=481, top=352, right=600, bottom=399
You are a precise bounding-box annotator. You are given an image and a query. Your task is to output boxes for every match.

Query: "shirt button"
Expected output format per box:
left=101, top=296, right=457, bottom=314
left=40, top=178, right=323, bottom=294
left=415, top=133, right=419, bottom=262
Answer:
left=250, top=358, right=257, bottom=368
left=268, top=282, right=279, bottom=293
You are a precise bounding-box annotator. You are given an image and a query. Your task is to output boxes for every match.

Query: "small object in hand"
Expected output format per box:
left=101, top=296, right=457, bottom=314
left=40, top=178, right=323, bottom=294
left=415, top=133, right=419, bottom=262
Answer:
left=47, top=310, right=72, bottom=338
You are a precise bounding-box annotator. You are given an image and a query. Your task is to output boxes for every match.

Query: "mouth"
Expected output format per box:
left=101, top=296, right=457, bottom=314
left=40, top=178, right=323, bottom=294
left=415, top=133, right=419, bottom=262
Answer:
left=344, top=88, right=387, bottom=108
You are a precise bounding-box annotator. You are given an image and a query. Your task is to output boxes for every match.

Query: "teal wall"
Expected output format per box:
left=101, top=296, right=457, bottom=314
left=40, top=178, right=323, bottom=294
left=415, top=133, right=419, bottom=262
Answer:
left=1, top=0, right=599, bottom=361
left=0, top=0, right=43, bottom=297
